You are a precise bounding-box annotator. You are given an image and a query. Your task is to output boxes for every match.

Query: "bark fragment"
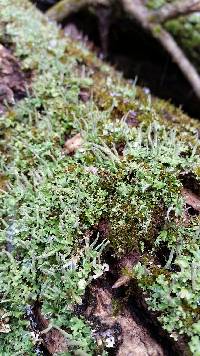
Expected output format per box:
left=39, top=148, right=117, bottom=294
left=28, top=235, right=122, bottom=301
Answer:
left=182, top=187, right=200, bottom=212
left=86, top=286, right=165, bottom=356
left=0, top=44, right=29, bottom=113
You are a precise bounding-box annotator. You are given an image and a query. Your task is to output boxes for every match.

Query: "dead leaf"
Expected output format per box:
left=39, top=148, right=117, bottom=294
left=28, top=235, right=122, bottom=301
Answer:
left=112, top=275, right=131, bottom=289
left=63, top=133, right=83, bottom=154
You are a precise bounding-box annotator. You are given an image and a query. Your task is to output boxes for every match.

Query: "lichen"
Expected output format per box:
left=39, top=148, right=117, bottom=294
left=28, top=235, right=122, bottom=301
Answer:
left=0, top=0, right=200, bottom=355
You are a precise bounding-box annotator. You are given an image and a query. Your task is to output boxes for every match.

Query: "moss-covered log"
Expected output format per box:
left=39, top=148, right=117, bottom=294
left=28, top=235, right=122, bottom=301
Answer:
left=0, top=0, right=200, bottom=355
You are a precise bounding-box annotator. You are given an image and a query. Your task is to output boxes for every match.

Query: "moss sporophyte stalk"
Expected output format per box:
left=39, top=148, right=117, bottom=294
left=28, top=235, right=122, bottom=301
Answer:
left=0, top=0, right=200, bottom=354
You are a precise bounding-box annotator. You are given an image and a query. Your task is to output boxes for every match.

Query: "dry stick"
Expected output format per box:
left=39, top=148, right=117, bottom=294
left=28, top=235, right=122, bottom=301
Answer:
left=46, top=0, right=109, bottom=22
left=151, top=0, right=200, bottom=23
left=121, top=0, right=200, bottom=101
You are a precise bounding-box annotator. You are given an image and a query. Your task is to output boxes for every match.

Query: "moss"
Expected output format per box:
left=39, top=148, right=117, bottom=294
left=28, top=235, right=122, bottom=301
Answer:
left=0, top=0, right=200, bottom=355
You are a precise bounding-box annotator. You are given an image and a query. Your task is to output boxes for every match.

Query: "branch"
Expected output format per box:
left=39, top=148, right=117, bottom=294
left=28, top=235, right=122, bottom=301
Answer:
left=46, top=0, right=89, bottom=22
left=46, top=0, right=200, bottom=100
left=155, top=28, right=200, bottom=99
left=121, top=0, right=200, bottom=101
left=46, top=0, right=109, bottom=22
left=151, top=0, right=200, bottom=23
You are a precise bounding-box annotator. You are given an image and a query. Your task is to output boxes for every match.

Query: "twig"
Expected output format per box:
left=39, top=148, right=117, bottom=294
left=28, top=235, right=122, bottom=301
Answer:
left=121, top=0, right=200, bottom=100
left=151, top=0, right=200, bottom=23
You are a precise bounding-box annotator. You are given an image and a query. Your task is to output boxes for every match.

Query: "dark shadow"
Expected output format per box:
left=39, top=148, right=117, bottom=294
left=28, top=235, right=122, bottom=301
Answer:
left=64, top=8, right=200, bottom=119
left=32, top=1, right=200, bottom=118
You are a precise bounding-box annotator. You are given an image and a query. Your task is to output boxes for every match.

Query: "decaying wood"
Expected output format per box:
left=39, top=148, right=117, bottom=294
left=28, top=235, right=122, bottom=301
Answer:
left=112, top=251, right=140, bottom=289
left=0, top=44, right=29, bottom=114
left=182, top=187, right=200, bottom=212
left=34, top=306, right=88, bottom=355
left=86, top=286, right=164, bottom=356
left=153, top=28, right=200, bottom=100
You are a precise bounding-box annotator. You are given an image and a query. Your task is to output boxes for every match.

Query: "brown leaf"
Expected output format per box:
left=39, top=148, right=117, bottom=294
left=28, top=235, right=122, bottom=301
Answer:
left=63, top=133, right=83, bottom=155
left=112, top=275, right=131, bottom=289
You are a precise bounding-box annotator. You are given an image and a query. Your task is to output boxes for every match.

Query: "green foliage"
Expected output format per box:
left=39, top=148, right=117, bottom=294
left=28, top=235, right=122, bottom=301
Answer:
left=0, top=160, right=108, bottom=354
left=165, top=14, right=200, bottom=70
left=134, top=223, right=200, bottom=353
left=147, top=0, right=167, bottom=9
